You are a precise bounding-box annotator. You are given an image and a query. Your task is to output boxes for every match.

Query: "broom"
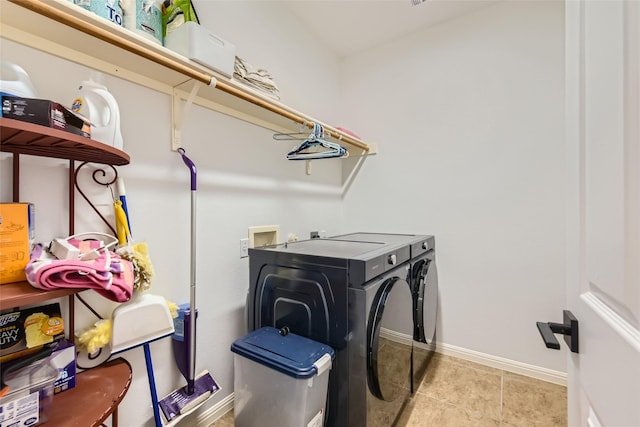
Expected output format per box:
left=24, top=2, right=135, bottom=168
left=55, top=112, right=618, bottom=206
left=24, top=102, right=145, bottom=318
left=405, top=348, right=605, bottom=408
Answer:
left=158, top=148, right=219, bottom=425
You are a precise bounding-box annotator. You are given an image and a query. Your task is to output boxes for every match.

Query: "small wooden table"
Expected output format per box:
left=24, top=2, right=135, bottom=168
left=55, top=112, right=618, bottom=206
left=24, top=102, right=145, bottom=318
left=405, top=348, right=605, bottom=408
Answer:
left=45, top=358, right=132, bottom=427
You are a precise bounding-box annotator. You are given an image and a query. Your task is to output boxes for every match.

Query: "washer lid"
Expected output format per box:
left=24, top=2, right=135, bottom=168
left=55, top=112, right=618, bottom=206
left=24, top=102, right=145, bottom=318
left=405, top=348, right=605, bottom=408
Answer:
left=331, top=232, right=424, bottom=244
left=250, top=237, right=412, bottom=284
left=331, top=232, right=435, bottom=257
left=231, top=327, right=335, bottom=379
left=259, top=238, right=385, bottom=258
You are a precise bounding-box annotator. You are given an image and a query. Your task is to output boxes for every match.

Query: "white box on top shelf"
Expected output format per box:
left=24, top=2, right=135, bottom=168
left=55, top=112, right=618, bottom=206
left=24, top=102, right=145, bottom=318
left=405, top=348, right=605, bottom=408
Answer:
left=164, top=22, right=236, bottom=78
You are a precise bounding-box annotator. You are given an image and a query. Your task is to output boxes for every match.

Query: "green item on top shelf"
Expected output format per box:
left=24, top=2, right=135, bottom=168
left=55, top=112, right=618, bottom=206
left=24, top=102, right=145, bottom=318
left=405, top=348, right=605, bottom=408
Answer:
left=161, top=0, right=199, bottom=38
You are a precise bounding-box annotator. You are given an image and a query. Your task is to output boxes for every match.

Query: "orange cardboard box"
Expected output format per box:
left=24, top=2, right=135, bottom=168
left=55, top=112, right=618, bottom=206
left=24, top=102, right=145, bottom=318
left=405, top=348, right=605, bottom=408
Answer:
left=0, top=203, right=34, bottom=284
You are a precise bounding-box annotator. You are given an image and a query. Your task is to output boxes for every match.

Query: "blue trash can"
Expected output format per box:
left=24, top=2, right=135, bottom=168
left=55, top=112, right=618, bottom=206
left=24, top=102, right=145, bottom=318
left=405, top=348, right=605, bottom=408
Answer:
left=231, top=327, right=334, bottom=427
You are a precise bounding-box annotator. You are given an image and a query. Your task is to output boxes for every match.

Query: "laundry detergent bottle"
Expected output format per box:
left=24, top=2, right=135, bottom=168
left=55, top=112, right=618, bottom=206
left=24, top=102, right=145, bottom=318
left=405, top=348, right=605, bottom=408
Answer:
left=0, top=60, right=39, bottom=98
left=71, top=80, right=123, bottom=150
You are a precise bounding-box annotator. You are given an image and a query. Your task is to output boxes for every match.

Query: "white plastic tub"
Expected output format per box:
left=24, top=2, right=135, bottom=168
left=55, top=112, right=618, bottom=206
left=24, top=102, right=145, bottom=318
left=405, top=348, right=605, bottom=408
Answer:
left=164, top=22, right=236, bottom=78
left=231, top=327, right=334, bottom=427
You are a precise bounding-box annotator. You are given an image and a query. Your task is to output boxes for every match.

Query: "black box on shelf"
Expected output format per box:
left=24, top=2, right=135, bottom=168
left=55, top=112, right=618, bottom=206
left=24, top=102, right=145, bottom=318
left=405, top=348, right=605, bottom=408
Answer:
left=1, top=96, right=91, bottom=138
left=0, top=302, right=66, bottom=364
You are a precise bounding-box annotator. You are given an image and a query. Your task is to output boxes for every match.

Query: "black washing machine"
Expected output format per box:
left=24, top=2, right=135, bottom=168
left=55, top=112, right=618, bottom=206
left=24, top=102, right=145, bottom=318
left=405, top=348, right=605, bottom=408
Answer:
left=246, top=233, right=437, bottom=427
left=407, top=237, right=438, bottom=346
left=330, top=233, right=438, bottom=393
left=406, top=237, right=438, bottom=391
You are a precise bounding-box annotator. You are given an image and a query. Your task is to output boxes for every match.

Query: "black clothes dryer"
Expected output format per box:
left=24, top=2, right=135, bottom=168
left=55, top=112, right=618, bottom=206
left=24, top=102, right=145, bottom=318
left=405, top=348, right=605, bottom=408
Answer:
left=329, top=233, right=437, bottom=342
left=246, top=233, right=437, bottom=427
left=407, top=237, right=438, bottom=346
left=406, top=237, right=438, bottom=393
left=330, top=233, right=438, bottom=394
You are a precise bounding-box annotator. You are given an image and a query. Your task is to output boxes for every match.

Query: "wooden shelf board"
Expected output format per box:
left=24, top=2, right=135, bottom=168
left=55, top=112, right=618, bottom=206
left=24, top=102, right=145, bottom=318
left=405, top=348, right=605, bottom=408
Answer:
left=2, top=0, right=204, bottom=87
left=46, top=358, right=132, bottom=427
left=0, top=0, right=372, bottom=154
left=0, top=281, right=79, bottom=311
left=0, top=118, right=130, bottom=166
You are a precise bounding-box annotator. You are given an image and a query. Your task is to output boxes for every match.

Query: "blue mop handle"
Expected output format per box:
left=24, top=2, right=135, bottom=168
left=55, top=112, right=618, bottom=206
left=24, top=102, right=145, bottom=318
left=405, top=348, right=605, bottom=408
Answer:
left=144, top=342, right=162, bottom=427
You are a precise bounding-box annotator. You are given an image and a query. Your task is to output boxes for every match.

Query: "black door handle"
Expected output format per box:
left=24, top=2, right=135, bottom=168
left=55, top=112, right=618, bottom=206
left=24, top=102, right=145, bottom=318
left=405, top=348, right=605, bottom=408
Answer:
left=536, top=310, right=579, bottom=353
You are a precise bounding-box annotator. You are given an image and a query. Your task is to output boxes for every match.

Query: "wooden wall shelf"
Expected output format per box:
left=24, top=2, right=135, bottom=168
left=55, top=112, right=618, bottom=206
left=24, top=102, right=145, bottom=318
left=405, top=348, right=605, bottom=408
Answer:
left=0, top=118, right=130, bottom=166
left=0, top=0, right=373, bottom=156
left=0, top=281, right=78, bottom=311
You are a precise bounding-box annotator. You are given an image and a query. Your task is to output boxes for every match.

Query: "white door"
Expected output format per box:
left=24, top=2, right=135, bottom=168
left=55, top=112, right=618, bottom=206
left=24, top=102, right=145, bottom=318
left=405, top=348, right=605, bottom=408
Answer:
left=565, top=1, right=640, bottom=426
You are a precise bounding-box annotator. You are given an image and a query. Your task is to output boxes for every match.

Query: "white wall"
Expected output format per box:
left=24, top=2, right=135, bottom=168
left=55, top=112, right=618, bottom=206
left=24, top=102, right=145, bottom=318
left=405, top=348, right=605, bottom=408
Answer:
left=0, top=2, right=347, bottom=425
left=341, top=1, right=567, bottom=372
left=1, top=0, right=568, bottom=424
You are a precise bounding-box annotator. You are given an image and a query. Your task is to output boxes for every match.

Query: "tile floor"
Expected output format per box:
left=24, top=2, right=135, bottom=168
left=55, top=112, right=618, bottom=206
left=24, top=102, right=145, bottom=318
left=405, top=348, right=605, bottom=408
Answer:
left=209, top=351, right=567, bottom=427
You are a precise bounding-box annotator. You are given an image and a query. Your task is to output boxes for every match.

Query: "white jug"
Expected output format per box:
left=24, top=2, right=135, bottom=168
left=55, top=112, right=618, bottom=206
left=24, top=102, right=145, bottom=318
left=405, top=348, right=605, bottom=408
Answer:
left=0, top=60, right=39, bottom=98
left=71, top=81, right=123, bottom=150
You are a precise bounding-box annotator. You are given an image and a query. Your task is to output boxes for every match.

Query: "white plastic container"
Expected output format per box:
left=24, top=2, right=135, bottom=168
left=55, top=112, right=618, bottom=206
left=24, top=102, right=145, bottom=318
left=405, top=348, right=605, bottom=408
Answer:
left=0, top=60, right=39, bottom=98
left=70, top=80, right=123, bottom=150
left=231, top=327, right=334, bottom=427
left=164, top=22, right=236, bottom=78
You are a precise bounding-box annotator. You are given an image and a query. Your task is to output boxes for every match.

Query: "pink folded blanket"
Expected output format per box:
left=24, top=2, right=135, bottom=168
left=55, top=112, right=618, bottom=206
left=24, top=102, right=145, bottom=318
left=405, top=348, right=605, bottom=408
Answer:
left=26, top=243, right=133, bottom=303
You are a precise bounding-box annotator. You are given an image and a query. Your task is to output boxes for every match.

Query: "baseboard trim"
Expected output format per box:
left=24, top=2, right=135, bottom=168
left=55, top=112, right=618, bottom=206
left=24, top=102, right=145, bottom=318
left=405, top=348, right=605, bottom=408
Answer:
left=182, top=392, right=234, bottom=427
left=381, top=328, right=567, bottom=386
left=434, top=342, right=567, bottom=386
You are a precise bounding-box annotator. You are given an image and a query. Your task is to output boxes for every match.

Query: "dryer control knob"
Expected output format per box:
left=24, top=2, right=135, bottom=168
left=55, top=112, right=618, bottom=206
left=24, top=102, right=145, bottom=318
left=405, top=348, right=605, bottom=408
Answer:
left=388, top=254, right=397, bottom=265
left=422, top=242, right=429, bottom=250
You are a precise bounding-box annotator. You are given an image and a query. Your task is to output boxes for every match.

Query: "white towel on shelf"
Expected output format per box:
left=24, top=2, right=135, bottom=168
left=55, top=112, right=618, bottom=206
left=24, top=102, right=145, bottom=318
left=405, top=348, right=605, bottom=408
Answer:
left=233, top=56, right=280, bottom=100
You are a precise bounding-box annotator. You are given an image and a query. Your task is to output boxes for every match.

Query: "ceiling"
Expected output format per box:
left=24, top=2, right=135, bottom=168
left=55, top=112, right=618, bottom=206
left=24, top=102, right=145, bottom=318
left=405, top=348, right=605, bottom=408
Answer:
left=283, top=0, right=500, bottom=58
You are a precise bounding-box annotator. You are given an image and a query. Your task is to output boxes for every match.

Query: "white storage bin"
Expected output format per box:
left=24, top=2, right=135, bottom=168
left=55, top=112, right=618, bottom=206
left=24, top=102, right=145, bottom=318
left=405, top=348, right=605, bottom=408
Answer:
left=164, top=21, right=236, bottom=78
left=231, top=327, right=334, bottom=427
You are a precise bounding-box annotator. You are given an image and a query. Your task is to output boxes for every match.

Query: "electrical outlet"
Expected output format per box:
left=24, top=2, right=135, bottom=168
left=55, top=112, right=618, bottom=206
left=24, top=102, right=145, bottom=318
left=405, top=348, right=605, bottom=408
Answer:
left=240, top=238, right=249, bottom=258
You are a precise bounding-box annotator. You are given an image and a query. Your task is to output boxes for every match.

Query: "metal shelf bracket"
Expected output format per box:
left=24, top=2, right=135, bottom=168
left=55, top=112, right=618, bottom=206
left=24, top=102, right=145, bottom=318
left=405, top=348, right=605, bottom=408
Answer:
left=171, top=77, right=217, bottom=151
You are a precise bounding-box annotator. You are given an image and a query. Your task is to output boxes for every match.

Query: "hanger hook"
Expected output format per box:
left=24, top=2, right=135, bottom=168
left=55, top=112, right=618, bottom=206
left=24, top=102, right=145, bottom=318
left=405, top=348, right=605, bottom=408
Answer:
left=312, top=123, right=324, bottom=140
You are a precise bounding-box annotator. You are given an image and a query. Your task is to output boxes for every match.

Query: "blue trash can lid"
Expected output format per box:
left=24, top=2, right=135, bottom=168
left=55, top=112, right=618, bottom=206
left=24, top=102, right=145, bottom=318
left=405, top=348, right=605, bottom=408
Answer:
left=231, top=327, right=335, bottom=379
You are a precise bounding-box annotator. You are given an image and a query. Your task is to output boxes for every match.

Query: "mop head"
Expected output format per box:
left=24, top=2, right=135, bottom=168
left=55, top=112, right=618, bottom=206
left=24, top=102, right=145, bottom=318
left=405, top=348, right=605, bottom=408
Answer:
left=159, top=370, right=220, bottom=425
